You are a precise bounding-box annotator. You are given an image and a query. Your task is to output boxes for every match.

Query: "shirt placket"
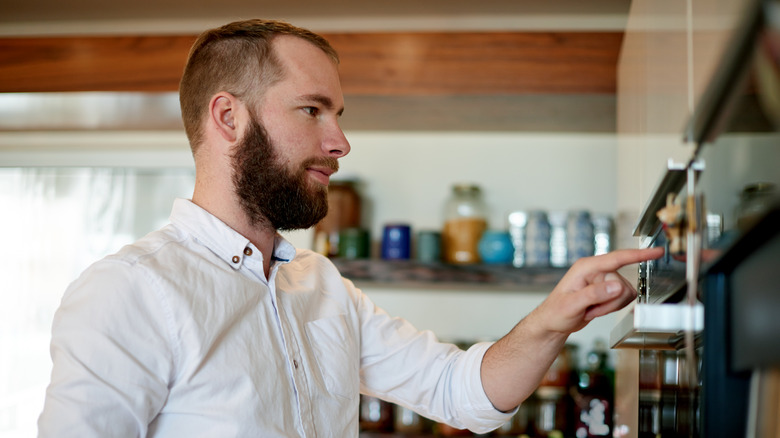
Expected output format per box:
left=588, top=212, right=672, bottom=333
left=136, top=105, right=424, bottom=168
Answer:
left=268, top=264, right=317, bottom=437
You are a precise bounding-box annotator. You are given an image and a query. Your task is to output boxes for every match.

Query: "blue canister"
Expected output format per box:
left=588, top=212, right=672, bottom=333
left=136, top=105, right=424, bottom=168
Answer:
left=381, top=224, right=412, bottom=260
left=566, top=210, right=595, bottom=264
left=525, top=211, right=551, bottom=267
left=478, top=230, right=515, bottom=265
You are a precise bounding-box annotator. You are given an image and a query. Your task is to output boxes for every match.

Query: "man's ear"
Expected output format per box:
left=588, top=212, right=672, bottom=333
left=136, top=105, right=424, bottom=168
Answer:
left=209, top=93, right=240, bottom=142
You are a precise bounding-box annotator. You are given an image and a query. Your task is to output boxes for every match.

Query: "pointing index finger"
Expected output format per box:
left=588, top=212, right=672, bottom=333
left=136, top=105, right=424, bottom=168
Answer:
left=586, top=247, right=665, bottom=273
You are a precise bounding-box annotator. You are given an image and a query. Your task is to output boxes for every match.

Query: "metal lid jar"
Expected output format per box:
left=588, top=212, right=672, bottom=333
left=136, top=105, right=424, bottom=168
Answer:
left=442, top=183, right=488, bottom=264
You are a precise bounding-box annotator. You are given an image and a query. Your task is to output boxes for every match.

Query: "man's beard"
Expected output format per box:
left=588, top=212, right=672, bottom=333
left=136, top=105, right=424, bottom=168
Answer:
left=231, top=116, right=338, bottom=231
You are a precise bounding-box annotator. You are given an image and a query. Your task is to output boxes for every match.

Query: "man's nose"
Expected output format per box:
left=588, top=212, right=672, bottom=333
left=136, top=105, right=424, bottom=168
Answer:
left=324, top=123, right=351, bottom=158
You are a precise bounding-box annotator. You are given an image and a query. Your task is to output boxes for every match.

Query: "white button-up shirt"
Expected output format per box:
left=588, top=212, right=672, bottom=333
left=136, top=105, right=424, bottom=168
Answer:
left=38, top=198, right=512, bottom=437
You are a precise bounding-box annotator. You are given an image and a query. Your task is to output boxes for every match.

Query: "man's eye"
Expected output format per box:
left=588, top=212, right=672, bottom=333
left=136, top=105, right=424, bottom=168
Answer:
left=303, top=107, right=319, bottom=116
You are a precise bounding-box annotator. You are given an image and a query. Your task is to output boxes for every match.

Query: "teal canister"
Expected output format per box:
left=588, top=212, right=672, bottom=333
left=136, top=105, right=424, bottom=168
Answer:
left=338, top=228, right=370, bottom=259
left=477, top=230, right=515, bottom=265
left=416, top=230, right=442, bottom=263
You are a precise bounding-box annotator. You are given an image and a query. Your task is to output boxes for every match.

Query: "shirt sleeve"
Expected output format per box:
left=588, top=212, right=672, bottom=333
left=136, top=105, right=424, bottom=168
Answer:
left=351, top=279, right=516, bottom=434
left=38, top=259, right=175, bottom=438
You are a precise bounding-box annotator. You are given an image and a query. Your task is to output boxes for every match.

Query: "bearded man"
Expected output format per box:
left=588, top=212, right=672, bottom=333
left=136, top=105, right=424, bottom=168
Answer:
left=38, top=19, right=662, bottom=437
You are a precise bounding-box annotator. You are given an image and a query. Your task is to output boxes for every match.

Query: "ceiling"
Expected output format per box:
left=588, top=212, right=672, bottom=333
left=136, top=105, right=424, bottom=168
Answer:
left=0, top=0, right=631, bottom=35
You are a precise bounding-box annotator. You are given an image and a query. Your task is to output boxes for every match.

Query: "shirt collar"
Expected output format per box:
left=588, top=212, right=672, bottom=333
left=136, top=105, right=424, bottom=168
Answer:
left=169, top=198, right=297, bottom=269
left=272, top=233, right=296, bottom=263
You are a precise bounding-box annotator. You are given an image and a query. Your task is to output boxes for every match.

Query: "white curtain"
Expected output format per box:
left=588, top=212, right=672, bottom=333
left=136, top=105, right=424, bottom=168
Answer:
left=0, top=167, right=193, bottom=438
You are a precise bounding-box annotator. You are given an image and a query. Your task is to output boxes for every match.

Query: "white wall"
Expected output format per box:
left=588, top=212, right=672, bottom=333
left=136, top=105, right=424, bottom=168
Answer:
left=280, top=131, right=621, bottom=362
left=284, top=131, right=618, bottom=250
left=0, top=129, right=623, bottom=352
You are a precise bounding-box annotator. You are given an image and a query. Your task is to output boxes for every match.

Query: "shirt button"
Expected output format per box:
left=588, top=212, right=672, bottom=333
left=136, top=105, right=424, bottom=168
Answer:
left=243, top=247, right=253, bottom=256
left=232, top=256, right=240, bottom=263
left=293, top=360, right=299, bottom=369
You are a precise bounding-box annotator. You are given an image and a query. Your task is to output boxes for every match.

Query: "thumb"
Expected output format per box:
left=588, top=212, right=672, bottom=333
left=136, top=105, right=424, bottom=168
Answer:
left=583, top=273, right=636, bottom=321
left=603, top=272, right=627, bottom=297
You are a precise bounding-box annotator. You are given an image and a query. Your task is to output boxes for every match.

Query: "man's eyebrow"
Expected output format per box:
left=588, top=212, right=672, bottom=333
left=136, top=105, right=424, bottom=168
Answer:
left=300, top=94, right=344, bottom=116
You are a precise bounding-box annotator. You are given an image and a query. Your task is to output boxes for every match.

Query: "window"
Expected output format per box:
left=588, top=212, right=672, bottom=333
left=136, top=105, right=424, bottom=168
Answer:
left=0, top=167, right=194, bottom=437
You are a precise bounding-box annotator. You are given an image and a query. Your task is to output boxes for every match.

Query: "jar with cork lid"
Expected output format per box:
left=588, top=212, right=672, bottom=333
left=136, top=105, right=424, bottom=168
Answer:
left=313, top=179, right=362, bottom=257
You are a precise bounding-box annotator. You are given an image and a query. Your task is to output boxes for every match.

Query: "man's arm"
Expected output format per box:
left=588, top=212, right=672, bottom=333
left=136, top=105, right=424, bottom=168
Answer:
left=480, top=247, right=665, bottom=412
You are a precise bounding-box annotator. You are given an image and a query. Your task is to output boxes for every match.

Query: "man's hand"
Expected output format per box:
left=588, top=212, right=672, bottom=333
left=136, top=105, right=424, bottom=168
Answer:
left=480, top=247, right=664, bottom=413
left=534, top=246, right=665, bottom=335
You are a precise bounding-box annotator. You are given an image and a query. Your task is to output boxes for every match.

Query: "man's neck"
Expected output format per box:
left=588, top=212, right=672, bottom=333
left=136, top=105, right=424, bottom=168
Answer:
left=240, top=222, right=277, bottom=280
left=191, top=190, right=277, bottom=279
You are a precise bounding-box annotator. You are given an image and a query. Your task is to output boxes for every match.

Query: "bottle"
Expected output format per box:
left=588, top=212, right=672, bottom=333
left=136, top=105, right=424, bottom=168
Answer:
left=573, top=339, right=614, bottom=438
left=394, top=404, right=425, bottom=434
left=535, top=344, right=578, bottom=438
left=442, top=183, right=488, bottom=264
left=359, top=395, right=394, bottom=433
left=495, top=393, right=535, bottom=436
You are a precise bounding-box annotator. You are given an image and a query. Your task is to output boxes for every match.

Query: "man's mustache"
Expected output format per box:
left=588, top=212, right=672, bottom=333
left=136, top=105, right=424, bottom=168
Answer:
left=302, top=156, right=339, bottom=174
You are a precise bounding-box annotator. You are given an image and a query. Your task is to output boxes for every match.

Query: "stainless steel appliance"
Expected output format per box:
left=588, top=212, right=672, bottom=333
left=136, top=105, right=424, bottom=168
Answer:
left=611, top=0, right=780, bottom=436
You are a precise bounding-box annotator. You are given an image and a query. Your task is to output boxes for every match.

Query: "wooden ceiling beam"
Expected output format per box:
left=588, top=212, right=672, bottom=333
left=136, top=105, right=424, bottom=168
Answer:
left=0, top=31, right=622, bottom=94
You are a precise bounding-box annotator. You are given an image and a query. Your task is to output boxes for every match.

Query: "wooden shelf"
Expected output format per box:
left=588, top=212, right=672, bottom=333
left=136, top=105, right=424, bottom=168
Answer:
left=0, top=31, right=621, bottom=94
left=331, top=258, right=568, bottom=291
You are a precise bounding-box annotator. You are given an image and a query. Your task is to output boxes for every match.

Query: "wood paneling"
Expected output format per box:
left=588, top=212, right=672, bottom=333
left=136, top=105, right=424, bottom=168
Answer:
left=330, top=31, right=622, bottom=95
left=0, top=35, right=197, bottom=92
left=0, top=31, right=622, bottom=94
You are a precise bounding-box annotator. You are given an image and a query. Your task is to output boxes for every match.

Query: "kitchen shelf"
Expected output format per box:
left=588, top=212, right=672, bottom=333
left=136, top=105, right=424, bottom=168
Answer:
left=330, top=258, right=568, bottom=292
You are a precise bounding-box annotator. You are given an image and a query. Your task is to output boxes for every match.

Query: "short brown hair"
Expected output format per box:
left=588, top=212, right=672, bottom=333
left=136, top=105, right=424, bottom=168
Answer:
left=179, top=19, right=339, bottom=153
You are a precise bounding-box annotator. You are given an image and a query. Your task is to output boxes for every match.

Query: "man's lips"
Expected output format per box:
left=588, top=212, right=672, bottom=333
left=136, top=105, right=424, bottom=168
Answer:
left=307, top=166, right=336, bottom=185
left=303, top=156, right=339, bottom=186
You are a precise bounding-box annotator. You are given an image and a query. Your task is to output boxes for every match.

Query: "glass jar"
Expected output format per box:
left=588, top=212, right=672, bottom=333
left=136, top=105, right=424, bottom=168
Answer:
left=313, top=179, right=362, bottom=257
left=442, top=183, right=488, bottom=264
left=736, top=182, right=776, bottom=232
